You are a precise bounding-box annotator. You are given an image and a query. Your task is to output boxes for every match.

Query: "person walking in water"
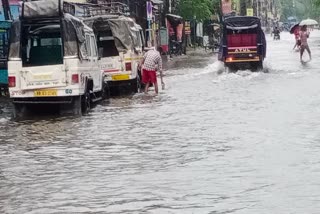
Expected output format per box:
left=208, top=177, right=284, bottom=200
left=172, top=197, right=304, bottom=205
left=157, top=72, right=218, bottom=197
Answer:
left=141, top=47, right=164, bottom=94
left=300, top=25, right=311, bottom=62
left=293, top=26, right=301, bottom=50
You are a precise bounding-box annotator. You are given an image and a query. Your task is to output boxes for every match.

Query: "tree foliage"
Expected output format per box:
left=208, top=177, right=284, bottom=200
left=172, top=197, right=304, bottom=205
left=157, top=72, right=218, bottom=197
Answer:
left=280, top=0, right=320, bottom=21
left=177, top=0, right=218, bottom=21
left=314, top=0, right=320, bottom=6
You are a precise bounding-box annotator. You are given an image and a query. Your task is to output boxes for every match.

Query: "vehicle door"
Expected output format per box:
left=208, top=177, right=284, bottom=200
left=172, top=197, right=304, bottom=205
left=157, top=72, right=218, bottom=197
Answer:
left=130, top=29, right=143, bottom=79
left=90, top=34, right=101, bottom=91
left=82, top=34, right=93, bottom=90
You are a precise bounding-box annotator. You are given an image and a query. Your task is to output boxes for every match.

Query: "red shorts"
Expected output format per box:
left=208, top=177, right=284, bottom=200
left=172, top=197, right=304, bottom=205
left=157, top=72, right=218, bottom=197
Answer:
left=142, top=69, right=157, bottom=84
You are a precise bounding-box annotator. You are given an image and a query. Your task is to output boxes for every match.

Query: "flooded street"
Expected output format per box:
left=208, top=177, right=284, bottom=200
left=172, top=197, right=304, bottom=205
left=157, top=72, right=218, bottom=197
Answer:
left=2, top=32, right=320, bottom=213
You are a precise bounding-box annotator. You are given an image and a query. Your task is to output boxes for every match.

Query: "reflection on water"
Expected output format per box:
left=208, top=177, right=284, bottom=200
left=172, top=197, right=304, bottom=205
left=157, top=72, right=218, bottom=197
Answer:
left=2, top=33, right=320, bottom=213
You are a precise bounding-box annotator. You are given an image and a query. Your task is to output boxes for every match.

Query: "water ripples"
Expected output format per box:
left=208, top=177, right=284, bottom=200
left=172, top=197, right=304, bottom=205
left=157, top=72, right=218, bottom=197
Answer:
left=2, top=32, right=320, bottom=213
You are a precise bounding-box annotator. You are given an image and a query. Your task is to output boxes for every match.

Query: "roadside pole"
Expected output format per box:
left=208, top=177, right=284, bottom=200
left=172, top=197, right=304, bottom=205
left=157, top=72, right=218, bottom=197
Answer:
left=146, top=0, right=153, bottom=47
left=219, top=0, right=223, bottom=23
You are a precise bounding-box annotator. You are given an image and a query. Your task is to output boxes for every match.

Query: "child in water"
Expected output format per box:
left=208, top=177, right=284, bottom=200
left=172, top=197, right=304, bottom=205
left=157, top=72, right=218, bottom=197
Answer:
left=293, top=26, right=301, bottom=51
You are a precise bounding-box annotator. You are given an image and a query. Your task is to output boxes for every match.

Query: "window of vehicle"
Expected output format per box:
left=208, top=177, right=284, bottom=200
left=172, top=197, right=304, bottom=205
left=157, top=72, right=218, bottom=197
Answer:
left=97, top=31, right=119, bottom=57
left=91, top=35, right=98, bottom=57
left=135, top=31, right=142, bottom=50
left=140, top=30, right=145, bottom=48
left=0, top=30, right=9, bottom=60
left=22, top=25, right=63, bottom=67
left=85, top=35, right=91, bottom=57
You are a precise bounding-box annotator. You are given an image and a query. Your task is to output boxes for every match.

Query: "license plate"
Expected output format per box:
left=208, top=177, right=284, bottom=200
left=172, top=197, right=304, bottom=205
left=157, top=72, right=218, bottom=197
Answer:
left=112, top=74, right=130, bottom=81
left=34, top=89, right=58, bottom=97
left=101, top=64, right=113, bottom=69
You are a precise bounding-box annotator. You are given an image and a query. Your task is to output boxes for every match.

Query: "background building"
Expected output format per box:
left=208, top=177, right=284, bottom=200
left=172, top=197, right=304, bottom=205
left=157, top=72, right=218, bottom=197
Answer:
left=234, top=0, right=278, bottom=31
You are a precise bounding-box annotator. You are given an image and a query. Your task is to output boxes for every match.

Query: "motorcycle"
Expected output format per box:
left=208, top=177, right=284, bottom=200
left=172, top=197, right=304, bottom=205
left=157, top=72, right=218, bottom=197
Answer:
left=274, top=33, right=280, bottom=40
left=170, top=40, right=182, bottom=57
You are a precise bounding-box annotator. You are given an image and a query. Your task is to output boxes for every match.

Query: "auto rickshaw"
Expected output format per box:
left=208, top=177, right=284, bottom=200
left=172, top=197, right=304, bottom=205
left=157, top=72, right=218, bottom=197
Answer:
left=219, top=16, right=266, bottom=71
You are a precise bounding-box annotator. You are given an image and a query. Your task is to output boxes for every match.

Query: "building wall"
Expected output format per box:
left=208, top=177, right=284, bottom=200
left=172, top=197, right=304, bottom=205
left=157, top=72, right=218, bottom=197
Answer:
left=0, top=1, right=20, bottom=21
left=235, top=0, right=277, bottom=29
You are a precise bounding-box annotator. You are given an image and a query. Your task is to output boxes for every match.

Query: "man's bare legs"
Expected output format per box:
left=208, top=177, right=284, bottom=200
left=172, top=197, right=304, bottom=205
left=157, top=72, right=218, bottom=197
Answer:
left=300, top=46, right=305, bottom=62
left=301, top=46, right=312, bottom=62
left=144, top=82, right=159, bottom=94
left=144, top=82, right=150, bottom=94
left=306, top=46, right=312, bottom=60
left=154, top=83, right=159, bottom=94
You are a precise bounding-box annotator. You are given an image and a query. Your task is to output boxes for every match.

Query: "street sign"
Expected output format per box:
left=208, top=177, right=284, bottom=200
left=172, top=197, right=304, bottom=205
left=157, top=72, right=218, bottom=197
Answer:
left=146, top=1, right=153, bottom=20
left=247, top=8, right=253, bottom=16
left=185, top=21, right=191, bottom=35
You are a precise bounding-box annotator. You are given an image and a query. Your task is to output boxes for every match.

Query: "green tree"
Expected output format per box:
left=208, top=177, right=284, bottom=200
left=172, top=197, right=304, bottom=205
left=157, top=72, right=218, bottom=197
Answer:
left=314, top=0, right=320, bottom=6
left=177, top=0, right=216, bottom=21
left=280, top=0, right=320, bottom=20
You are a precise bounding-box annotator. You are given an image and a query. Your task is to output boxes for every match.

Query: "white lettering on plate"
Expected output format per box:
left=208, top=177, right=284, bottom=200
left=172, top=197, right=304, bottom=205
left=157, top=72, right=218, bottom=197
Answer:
left=235, top=48, right=250, bottom=52
left=10, top=91, right=25, bottom=96
left=101, top=64, right=114, bottom=69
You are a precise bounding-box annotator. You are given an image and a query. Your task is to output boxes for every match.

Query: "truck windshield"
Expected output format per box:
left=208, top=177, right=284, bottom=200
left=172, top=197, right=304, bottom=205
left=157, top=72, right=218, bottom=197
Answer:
left=97, top=31, right=119, bottom=57
left=22, top=25, right=63, bottom=67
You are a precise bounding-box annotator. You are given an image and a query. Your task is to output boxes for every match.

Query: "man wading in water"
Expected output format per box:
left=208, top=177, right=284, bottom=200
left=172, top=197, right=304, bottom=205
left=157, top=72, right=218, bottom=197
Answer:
left=141, top=47, right=165, bottom=94
left=300, top=25, right=312, bottom=62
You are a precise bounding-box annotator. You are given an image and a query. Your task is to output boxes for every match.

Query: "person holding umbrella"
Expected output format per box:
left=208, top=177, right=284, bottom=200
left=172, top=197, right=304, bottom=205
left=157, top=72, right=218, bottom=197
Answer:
left=299, top=25, right=311, bottom=62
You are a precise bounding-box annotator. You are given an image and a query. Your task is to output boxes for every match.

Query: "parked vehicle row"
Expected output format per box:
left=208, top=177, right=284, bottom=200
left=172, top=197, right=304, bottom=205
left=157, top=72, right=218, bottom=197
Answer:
left=7, top=0, right=145, bottom=118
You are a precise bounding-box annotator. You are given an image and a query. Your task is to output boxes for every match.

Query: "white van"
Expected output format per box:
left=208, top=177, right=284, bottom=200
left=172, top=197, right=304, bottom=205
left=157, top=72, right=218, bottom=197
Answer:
left=8, top=0, right=108, bottom=117
left=84, top=15, right=145, bottom=93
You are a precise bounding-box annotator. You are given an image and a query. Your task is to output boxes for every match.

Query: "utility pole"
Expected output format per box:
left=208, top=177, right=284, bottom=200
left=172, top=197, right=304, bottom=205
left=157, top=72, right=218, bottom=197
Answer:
left=256, top=0, right=259, bottom=17
left=292, top=0, right=296, bottom=18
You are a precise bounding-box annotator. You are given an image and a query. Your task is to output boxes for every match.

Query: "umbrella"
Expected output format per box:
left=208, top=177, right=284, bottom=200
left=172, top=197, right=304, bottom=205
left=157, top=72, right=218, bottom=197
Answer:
left=290, top=23, right=300, bottom=34
left=299, top=18, right=318, bottom=26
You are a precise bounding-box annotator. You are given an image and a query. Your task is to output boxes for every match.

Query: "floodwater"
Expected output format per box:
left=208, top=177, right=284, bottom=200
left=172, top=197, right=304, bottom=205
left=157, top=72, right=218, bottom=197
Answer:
left=1, top=32, right=320, bottom=213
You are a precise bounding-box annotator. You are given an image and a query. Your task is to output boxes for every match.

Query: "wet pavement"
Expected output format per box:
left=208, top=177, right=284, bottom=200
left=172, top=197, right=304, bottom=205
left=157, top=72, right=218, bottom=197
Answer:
left=1, top=32, right=320, bottom=213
